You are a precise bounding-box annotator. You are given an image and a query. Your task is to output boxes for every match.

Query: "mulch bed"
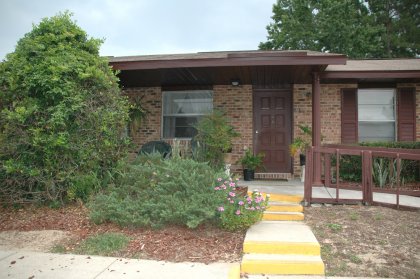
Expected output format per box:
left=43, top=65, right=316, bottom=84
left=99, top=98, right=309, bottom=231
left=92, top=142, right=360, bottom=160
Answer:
left=305, top=205, right=420, bottom=279
left=0, top=204, right=245, bottom=263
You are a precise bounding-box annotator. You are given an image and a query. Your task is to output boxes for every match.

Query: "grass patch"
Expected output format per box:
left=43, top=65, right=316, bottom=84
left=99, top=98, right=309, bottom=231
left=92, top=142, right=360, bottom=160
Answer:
left=349, top=254, right=362, bottom=264
left=349, top=212, right=359, bottom=221
left=374, top=213, right=384, bottom=221
left=327, top=223, right=342, bottom=232
left=321, top=244, right=333, bottom=260
left=75, top=233, right=130, bottom=256
left=50, top=244, right=67, bottom=254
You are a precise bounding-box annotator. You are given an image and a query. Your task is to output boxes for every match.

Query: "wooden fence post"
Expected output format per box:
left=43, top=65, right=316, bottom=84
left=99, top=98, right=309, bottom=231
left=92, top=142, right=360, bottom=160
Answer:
left=362, top=151, right=373, bottom=205
left=324, top=153, right=331, bottom=187
left=304, top=147, right=313, bottom=206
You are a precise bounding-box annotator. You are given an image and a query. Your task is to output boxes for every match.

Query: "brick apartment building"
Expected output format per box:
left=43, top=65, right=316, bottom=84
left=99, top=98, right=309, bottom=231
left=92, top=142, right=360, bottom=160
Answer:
left=109, top=50, right=420, bottom=179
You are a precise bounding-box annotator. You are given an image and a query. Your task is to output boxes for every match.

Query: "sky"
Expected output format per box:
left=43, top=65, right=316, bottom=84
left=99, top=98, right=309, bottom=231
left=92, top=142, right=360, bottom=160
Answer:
left=0, top=0, right=276, bottom=60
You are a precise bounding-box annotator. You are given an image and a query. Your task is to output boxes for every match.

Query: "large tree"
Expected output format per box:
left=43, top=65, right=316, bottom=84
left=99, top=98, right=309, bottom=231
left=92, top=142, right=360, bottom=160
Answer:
left=260, top=0, right=419, bottom=58
left=0, top=12, right=130, bottom=203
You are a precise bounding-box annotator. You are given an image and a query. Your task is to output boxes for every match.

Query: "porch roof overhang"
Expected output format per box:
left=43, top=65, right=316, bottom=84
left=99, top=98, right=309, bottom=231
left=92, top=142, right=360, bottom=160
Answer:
left=109, top=50, right=347, bottom=87
left=322, top=59, right=420, bottom=82
left=109, top=50, right=347, bottom=70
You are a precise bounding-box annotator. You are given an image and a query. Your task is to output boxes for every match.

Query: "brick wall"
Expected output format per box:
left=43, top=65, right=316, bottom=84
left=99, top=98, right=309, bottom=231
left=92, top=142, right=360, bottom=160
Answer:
left=292, top=83, right=357, bottom=177
left=123, top=85, right=253, bottom=174
left=213, top=85, right=253, bottom=173
left=123, top=87, right=162, bottom=152
left=124, top=82, right=418, bottom=179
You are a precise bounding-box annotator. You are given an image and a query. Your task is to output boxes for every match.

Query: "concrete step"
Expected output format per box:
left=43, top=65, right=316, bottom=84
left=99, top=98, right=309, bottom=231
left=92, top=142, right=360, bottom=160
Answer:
left=267, top=193, right=303, bottom=203
left=248, top=192, right=303, bottom=203
left=263, top=212, right=304, bottom=221
left=266, top=201, right=303, bottom=213
left=243, top=221, right=320, bottom=255
left=241, top=254, right=324, bottom=275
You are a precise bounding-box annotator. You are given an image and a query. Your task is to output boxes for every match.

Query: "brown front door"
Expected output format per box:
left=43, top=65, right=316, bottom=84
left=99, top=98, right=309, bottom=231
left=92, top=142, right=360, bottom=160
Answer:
left=253, top=89, right=292, bottom=173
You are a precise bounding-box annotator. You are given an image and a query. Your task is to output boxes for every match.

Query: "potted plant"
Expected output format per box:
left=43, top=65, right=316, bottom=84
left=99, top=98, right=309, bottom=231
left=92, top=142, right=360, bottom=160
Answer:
left=289, top=125, right=313, bottom=182
left=194, top=110, right=240, bottom=169
left=240, top=150, right=265, bottom=181
left=289, top=125, right=312, bottom=166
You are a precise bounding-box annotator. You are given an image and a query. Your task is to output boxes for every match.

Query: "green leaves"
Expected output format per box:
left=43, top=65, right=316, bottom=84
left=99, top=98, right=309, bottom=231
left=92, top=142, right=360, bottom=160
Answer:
left=260, top=0, right=419, bottom=58
left=0, top=12, right=129, bottom=203
left=89, top=155, right=225, bottom=229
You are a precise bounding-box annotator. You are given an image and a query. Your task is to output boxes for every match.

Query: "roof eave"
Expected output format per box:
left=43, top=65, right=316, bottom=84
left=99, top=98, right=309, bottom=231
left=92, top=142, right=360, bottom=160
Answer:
left=109, top=55, right=347, bottom=71
left=321, top=70, right=420, bottom=79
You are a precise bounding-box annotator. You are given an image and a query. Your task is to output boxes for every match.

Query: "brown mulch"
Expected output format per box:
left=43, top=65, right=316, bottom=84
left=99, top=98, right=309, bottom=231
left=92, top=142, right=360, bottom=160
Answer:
left=0, top=204, right=244, bottom=263
left=305, top=205, right=420, bottom=279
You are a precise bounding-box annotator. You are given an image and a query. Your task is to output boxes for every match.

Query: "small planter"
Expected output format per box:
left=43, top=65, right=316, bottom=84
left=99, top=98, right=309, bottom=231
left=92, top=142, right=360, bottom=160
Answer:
left=243, top=169, right=255, bottom=181
left=299, top=154, right=306, bottom=166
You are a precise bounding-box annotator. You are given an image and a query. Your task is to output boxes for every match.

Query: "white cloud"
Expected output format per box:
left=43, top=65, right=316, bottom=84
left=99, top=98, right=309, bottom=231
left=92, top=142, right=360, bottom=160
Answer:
left=0, top=0, right=275, bottom=60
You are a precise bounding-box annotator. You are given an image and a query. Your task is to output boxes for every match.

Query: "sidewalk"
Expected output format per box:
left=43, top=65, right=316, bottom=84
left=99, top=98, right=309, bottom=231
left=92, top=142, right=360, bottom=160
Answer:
left=0, top=250, right=237, bottom=279
left=240, top=180, right=420, bottom=208
left=0, top=250, right=394, bottom=279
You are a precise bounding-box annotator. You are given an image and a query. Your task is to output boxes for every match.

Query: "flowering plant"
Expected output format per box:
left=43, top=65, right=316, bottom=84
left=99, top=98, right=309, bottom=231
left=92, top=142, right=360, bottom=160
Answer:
left=214, top=177, right=269, bottom=231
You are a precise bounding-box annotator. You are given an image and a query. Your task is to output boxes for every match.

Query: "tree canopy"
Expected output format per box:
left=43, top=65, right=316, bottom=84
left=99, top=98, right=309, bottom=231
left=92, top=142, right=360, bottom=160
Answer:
left=0, top=12, right=130, bottom=203
left=259, top=0, right=419, bottom=58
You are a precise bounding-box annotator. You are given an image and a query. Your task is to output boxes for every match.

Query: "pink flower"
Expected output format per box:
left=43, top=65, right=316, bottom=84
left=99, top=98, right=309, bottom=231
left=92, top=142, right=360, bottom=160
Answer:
left=217, top=206, right=225, bottom=212
left=214, top=187, right=220, bottom=191
left=224, top=181, right=229, bottom=184
left=230, top=200, right=234, bottom=204
left=227, top=197, right=231, bottom=201
left=217, top=178, right=222, bottom=182
left=229, top=182, right=236, bottom=187
left=229, top=192, right=236, bottom=197
left=221, top=185, right=227, bottom=190
left=250, top=207, right=255, bottom=210
left=238, top=201, right=244, bottom=206
left=235, top=210, right=241, bottom=215
left=256, top=206, right=261, bottom=210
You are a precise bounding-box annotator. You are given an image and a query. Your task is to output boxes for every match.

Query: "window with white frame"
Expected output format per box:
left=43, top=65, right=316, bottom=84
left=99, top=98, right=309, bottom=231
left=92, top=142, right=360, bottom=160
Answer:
left=358, top=88, right=396, bottom=142
left=162, top=90, right=213, bottom=138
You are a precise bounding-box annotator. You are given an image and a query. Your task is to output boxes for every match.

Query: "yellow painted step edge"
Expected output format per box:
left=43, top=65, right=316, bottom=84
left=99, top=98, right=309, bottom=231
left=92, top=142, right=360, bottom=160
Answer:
left=263, top=212, right=305, bottom=221
left=248, top=192, right=304, bottom=203
left=243, top=241, right=320, bottom=255
left=241, top=260, right=324, bottom=275
left=266, top=204, right=303, bottom=212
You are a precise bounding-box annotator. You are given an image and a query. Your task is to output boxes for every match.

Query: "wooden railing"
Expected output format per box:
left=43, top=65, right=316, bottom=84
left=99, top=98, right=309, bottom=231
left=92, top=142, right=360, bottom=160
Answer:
left=304, top=144, right=420, bottom=209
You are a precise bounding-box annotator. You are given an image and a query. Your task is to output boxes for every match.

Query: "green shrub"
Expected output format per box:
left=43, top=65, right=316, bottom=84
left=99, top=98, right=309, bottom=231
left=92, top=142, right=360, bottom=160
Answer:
left=215, top=179, right=268, bottom=231
left=0, top=12, right=130, bottom=203
left=75, top=233, right=130, bottom=256
left=89, top=154, right=225, bottom=229
left=332, top=142, right=419, bottom=184
left=194, top=110, right=239, bottom=169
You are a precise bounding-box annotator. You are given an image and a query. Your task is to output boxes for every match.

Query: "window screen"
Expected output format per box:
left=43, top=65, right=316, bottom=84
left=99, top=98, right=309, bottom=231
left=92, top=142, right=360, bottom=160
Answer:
left=358, top=89, right=396, bottom=142
left=162, top=90, right=213, bottom=138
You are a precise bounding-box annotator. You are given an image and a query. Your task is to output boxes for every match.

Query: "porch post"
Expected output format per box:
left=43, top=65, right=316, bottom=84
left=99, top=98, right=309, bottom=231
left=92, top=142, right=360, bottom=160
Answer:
left=312, top=72, right=322, bottom=185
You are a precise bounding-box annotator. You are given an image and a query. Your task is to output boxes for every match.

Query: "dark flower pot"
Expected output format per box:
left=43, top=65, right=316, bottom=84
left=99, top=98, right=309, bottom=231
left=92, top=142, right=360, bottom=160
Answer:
left=299, top=154, right=306, bottom=166
left=243, top=169, right=255, bottom=181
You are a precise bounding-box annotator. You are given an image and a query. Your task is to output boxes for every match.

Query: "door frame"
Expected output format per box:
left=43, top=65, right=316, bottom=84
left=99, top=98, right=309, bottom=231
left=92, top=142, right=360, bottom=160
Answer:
left=252, top=88, right=293, bottom=173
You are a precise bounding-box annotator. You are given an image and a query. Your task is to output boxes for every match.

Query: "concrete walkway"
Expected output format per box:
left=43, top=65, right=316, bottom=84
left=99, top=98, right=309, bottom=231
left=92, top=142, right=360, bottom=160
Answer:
left=0, top=250, right=394, bottom=279
left=239, top=180, right=420, bottom=208
left=0, top=250, right=237, bottom=279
